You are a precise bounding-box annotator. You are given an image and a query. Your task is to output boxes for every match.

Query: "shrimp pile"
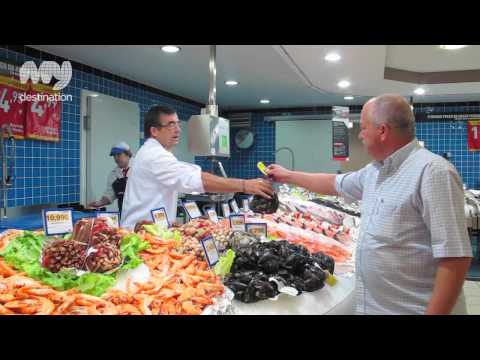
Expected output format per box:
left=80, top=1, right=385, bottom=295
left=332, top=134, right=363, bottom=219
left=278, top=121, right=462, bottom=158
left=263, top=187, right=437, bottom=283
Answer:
left=102, top=230, right=224, bottom=315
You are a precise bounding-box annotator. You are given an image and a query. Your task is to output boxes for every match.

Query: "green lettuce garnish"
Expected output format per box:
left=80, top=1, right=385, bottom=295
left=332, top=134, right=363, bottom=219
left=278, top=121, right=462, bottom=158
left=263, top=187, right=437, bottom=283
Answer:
left=214, top=249, right=236, bottom=276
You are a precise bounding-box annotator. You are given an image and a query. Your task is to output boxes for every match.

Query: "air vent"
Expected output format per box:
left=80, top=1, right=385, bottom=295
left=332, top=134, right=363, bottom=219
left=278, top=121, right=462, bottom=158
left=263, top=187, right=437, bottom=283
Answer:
left=227, top=112, right=252, bottom=128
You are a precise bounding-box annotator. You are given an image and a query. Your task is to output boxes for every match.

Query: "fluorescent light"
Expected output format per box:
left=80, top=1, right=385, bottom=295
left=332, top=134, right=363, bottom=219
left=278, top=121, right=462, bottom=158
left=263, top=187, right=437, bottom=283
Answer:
left=344, top=96, right=354, bottom=100
left=225, top=80, right=238, bottom=86
left=89, top=94, right=99, bottom=97
left=414, top=88, right=425, bottom=95
left=325, top=52, right=341, bottom=62
left=439, top=45, right=468, bottom=50
left=338, top=80, right=350, bottom=88
left=260, top=99, right=270, bottom=104
left=161, top=45, right=181, bottom=53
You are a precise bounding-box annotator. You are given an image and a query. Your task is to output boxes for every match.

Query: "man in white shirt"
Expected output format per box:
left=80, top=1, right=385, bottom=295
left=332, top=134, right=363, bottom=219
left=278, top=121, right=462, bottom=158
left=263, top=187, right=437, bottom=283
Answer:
left=88, top=141, right=132, bottom=214
left=121, top=106, right=273, bottom=230
left=267, top=94, right=472, bottom=315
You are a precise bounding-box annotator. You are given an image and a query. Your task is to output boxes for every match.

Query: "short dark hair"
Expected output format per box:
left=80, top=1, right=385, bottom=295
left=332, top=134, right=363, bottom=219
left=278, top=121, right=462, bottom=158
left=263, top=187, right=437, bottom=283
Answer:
left=144, top=105, right=177, bottom=139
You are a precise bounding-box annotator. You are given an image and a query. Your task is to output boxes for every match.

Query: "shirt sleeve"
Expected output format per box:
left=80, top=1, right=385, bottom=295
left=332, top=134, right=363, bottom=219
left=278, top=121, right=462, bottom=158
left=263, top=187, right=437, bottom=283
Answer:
left=151, top=153, right=205, bottom=194
left=335, top=165, right=369, bottom=203
left=102, top=169, right=117, bottom=202
left=420, top=161, right=472, bottom=258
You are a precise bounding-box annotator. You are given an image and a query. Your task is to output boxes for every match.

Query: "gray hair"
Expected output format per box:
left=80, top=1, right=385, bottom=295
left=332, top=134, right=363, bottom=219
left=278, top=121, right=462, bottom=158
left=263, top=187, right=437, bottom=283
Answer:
left=369, top=94, right=416, bottom=139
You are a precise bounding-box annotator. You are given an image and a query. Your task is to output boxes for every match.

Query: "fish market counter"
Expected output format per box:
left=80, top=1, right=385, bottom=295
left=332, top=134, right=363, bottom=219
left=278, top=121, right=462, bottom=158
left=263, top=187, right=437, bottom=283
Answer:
left=232, top=274, right=355, bottom=315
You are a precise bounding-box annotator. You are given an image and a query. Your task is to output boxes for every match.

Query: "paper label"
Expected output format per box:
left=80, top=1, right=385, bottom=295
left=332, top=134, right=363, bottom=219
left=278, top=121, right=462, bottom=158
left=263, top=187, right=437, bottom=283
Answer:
left=150, top=207, right=170, bottom=229
left=229, top=214, right=246, bottom=232
left=43, top=209, right=73, bottom=236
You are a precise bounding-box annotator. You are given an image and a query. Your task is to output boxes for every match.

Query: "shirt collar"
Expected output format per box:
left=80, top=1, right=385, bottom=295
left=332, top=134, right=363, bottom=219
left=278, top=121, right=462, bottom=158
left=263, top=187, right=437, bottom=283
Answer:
left=373, top=139, right=421, bottom=172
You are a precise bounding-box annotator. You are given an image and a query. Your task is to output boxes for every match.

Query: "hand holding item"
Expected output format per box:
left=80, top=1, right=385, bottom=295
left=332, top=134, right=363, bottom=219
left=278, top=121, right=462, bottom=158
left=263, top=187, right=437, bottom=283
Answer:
left=266, top=164, right=292, bottom=183
left=244, top=178, right=273, bottom=199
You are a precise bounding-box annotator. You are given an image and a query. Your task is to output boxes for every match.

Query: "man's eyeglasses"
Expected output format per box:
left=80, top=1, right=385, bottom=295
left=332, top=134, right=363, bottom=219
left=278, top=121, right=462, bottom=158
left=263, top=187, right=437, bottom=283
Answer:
left=157, top=121, right=181, bottom=130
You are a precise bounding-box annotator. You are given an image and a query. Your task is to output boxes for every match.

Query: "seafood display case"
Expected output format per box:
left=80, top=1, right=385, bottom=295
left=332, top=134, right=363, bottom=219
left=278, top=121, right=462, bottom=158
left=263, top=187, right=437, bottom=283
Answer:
left=0, top=185, right=360, bottom=315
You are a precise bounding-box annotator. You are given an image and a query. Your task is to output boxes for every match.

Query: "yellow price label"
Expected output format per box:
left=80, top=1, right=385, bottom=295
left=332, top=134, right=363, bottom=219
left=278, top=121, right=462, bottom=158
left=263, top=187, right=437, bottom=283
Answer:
left=47, top=213, right=70, bottom=222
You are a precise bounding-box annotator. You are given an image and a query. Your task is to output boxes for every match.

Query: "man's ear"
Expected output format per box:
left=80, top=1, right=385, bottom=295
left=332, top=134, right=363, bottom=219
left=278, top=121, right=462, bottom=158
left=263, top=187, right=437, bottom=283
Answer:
left=379, top=123, right=389, bottom=141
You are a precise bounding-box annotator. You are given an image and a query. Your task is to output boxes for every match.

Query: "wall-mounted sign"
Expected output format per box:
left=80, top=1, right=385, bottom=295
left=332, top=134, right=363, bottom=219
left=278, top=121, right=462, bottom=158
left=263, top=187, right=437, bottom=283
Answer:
left=332, top=106, right=350, bottom=161
left=468, top=120, right=480, bottom=151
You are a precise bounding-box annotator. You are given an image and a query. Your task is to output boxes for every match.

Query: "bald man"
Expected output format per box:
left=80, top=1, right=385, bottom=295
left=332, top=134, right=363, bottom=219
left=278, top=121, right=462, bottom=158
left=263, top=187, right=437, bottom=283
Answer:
left=267, top=94, right=472, bottom=315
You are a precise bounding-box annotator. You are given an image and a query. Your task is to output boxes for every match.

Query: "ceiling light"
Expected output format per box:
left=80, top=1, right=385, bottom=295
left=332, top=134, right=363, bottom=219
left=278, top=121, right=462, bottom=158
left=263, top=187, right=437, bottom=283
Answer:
left=89, top=94, right=99, bottom=97
left=260, top=99, right=270, bottom=104
left=344, top=96, right=354, bottom=100
left=225, top=80, right=238, bottom=86
left=325, top=53, right=341, bottom=62
left=161, top=45, right=181, bottom=53
left=338, top=80, right=350, bottom=88
left=414, top=88, right=425, bottom=95
left=439, top=45, right=468, bottom=50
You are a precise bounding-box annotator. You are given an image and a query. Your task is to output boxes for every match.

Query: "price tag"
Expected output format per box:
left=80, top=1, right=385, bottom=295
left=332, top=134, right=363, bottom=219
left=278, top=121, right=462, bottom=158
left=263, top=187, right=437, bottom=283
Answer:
left=206, top=208, right=219, bottom=223
left=245, top=223, right=267, bottom=238
left=242, top=198, right=250, bottom=212
left=222, top=203, right=231, bottom=218
left=200, top=235, right=220, bottom=267
left=229, top=214, right=246, bottom=232
left=183, top=201, right=202, bottom=219
left=150, top=207, right=170, bottom=229
left=229, top=199, right=240, bottom=214
left=96, top=212, right=119, bottom=228
left=42, top=208, right=73, bottom=236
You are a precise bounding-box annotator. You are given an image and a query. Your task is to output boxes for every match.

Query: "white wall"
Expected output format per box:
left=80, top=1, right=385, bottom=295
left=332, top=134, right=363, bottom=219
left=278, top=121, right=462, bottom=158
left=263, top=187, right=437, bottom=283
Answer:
left=275, top=120, right=340, bottom=174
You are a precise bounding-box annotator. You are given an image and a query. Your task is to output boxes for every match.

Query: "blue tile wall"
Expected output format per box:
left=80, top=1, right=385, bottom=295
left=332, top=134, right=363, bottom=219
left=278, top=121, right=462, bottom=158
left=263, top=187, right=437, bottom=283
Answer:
left=0, top=46, right=201, bottom=209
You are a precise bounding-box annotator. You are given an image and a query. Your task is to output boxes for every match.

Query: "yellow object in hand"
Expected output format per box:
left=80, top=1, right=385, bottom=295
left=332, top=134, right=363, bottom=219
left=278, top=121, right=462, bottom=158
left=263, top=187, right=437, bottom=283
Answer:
left=326, top=271, right=337, bottom=286
left=257, top=161, right=268, bottom=176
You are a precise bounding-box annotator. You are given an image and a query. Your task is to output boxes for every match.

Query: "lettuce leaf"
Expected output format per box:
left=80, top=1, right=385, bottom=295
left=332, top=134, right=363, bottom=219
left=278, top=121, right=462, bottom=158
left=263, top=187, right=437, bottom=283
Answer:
left=76, top=273, right=116, bottom=297
left=119, top=233, right=150, bottom=271
left=214, top=249, right=235, bottom=276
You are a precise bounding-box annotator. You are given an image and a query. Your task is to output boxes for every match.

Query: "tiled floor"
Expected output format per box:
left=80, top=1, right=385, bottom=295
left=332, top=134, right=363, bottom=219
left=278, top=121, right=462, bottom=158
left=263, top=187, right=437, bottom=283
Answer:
left=464, top=280, right=480, bottom=314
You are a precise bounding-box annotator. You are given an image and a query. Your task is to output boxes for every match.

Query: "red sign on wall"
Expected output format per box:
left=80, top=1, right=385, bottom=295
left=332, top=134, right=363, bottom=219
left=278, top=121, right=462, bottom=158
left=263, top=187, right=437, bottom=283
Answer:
left=0, top=75, right=28, bottom=139
left=467, top=120, right=480, bottom=151
left=25, top=83, right=62, bottom=142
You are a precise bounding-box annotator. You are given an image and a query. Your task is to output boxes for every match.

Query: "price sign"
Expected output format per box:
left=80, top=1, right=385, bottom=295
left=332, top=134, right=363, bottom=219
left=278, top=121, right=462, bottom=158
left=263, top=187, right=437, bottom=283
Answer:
left=150, top=207, right=170, bottom=229
left=222, top=203, right=231, bottom=218
left=245, top=223, right=267, bottom=238
left=206, top=208, right=219, bottom=223
left=468, top=120, right=480, bottom=151
left=96, top=212, right=120, bottom=228
left=229, top=199, right=240, bottom=214
left=229, top=214, right=246, bottom=232
left=200, top=236, right=220, bottom=267
left=183, top=201, right=202, bottom=219
left=25, top=83, right=62, bottom=142
left=0, top=75, right=28, bottom=138
left=42, top=208, right=73, bottom=236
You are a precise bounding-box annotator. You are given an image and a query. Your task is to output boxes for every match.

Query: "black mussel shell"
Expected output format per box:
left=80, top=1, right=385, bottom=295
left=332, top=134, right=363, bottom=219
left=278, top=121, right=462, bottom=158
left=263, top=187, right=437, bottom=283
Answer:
left=250, top=192, right=279, bottom=214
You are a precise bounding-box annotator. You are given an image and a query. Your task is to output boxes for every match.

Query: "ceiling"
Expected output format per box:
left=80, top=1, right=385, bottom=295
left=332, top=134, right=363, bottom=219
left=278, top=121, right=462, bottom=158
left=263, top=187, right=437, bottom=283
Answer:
left=30, top=45, right=480, bottom=110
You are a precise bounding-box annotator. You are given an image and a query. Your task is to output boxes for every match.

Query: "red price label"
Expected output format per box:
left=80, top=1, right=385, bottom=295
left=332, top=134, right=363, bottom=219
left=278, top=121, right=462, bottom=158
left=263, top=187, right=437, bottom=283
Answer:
left=467, top=120, right=480, bottom=151
left=25, top=83, right=62, bottom=142
left=0, top=75, right=28, bottom=138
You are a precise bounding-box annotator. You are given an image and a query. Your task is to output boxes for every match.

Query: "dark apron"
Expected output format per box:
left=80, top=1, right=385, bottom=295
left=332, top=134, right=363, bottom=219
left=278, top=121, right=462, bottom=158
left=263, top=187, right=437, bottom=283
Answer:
left=112, top=176, right=128, bottom=215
